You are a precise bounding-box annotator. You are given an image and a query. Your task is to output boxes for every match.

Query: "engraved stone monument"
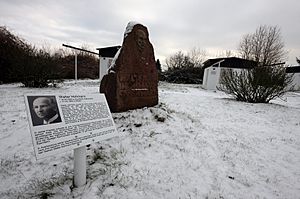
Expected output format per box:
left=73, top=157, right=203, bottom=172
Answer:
left=100, top=22, right=158, bottom=112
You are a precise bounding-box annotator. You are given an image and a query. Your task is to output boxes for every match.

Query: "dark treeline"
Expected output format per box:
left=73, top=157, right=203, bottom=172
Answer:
left=0, top=26, right=99, bottom=87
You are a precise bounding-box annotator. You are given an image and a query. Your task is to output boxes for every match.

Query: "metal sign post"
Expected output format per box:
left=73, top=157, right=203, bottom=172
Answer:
left=74, top=146, right=86, bottom=187
left=75, top=53, right=78, bottom=84
left=24, top=93, right=119, bottom=188
left=62, top=44, right=98, bottom=83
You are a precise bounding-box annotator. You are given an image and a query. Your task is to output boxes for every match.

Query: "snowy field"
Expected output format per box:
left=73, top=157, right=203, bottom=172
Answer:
left=0, top=80, right=299, bottom=199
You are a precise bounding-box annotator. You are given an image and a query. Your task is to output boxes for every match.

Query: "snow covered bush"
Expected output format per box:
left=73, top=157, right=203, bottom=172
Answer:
left=218, top=65, right=293, bottom=103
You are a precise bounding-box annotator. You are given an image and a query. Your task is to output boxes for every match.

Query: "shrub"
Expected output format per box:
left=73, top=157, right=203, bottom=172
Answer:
left=58, top=53, right=99, bottom=79
left=0, top=26, right=61, bottom=87
left=0, top=26, right=99, bottom=87
left=0, top=26, right=29, bottom=83
left=218, top=66, right=293, bottom=103
left=160, top=67, right=203, bottom=84
left=20, top=49, right=61, bottom=87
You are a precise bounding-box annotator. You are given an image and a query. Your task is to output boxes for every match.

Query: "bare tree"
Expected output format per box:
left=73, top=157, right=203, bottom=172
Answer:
left=188, top=47, right=207, bottom=67
left=238, top=25, right=287, bottom=66
left=163, top=48, right=205, bottom=83
left=219, top=25, right=292, bottom=103
left=225, top=50, right=234, bottom=57
left=214, top=50, right=236, bottom=58
left=165, top=51, right=193, bottom=70
left=165, top=48, right=207, bottom=70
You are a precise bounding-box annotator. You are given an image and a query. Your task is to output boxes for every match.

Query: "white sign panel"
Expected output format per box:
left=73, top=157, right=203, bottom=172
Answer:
left=24, top=94, right=118, bottom=159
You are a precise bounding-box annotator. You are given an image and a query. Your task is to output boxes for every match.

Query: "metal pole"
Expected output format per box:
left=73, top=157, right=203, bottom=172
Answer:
left=74, top=146, right=86, bottom=187
left=62, top=44, right=98, bottom=55
left=99, top=56, right=102, bottom=81
left=75, top=53, right=78, bottom=84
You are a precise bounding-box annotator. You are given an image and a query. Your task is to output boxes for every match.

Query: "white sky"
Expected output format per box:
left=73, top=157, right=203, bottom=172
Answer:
left=1, top=0, right=299, bottom=66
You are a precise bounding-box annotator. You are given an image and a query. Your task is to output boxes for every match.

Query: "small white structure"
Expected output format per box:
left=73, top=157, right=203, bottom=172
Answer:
left=202, top=60, right=224, bottom=90
left=202, top=57, right=257, bottom=90
left=96, top=46, right=121, bottom=81
left=286, top=66, right=300, bottom=90
left=99, top=57, right=113, bottom=81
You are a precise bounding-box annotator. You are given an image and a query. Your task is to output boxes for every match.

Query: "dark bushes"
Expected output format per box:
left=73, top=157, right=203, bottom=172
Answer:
left=0, top=26, right=99, bottom=87
left=0, top=26, right=60, bottom=87
left=59, top=53, right=99, bottom=80
left=160, top=67, right=203, bottom=84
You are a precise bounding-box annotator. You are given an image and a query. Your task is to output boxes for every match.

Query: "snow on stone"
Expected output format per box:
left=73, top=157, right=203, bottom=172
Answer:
left=108, top=47, right=121, bottom=73
left=108, top=21, right=142, bottom=73
left=124, top=21, right=141, bottom=38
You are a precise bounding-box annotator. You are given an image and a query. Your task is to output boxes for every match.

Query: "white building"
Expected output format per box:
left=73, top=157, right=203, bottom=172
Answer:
left=96, top=46, right=121, bottom=81
left=286, top=66, right=300, bottom=90
left=202, top=57, right=257, bottom=90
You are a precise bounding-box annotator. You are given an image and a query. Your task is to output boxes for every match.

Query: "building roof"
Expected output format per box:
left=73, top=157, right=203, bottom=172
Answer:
left=96, top=45, right=121, bottom=58
left=203, top=57, right=258, bottom=69
left=286, top=66, right=300, bottom=73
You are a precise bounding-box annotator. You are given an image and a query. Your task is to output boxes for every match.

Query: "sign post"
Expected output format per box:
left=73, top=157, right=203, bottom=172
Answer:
left=24, top=94, right=118, bottom=188
left=62, top=44, right=98, bottom=84
left=75, top=53, right=78, bottom=84
left=74, top=146, right=86, bottom=187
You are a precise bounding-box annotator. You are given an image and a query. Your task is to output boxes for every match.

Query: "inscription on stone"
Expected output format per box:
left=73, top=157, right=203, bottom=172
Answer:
left=100, top=22, right=158, bottom=112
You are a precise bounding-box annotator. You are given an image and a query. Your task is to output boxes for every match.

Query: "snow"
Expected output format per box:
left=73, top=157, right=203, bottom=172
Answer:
left=124, top=21, right=141, bottom=38
left=0, top=80, right=299, bottom=199
left=108, top=47, right=121, bottom=73
left=108, top=21, right=141, bottom=73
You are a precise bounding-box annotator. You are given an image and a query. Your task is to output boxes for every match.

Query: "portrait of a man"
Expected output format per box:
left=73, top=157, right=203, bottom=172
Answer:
left=135, top=29, right=147, bottom=52
left=27, top=96, right=62, bottom=126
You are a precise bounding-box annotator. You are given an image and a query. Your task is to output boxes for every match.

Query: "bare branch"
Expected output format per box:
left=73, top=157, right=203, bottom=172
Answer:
left=238, top=25, right=287, bottom=66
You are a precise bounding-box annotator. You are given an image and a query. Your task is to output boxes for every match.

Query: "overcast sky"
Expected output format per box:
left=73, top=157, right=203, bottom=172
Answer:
left=1, top=0, right=299, bottom=66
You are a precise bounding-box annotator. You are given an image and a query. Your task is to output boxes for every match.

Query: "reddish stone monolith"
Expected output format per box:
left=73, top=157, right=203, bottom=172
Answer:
left=100, top=22, right=158, bottom=112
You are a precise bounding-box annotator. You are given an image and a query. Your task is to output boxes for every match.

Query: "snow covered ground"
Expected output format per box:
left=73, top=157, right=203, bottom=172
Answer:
left=0, top=80, right=299, bottom=199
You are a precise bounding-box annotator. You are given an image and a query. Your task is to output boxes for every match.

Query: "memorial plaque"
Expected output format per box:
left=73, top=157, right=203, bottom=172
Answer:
left=100, top=22, right=158, bottom=112
left=24, top=94, right=118, bottom=159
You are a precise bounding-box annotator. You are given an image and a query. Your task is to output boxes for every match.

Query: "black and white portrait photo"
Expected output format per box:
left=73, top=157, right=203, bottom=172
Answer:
left=27, top=96, right=62, bottom=126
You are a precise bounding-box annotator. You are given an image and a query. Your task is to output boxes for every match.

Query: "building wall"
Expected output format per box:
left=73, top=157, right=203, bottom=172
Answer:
left=203, top=66, right=246, bottom=90
left=202, top=66, right=221, bottom=90
left=203, top=66, right=300, bottom=91
left=99, top=57, right=113, bottom=81
left=288, top=73, right=300, bottom=90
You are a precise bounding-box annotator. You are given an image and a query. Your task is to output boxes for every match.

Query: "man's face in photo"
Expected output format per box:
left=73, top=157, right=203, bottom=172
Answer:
left=33, top=97, right=55, bottom=120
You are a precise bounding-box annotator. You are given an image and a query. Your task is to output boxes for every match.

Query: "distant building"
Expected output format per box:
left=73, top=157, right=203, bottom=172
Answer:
left=286, top=66, right=300, bottom=90
left=96, top=46, right=121, bottom=81
left=202, top=57, right=257, bottom=90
